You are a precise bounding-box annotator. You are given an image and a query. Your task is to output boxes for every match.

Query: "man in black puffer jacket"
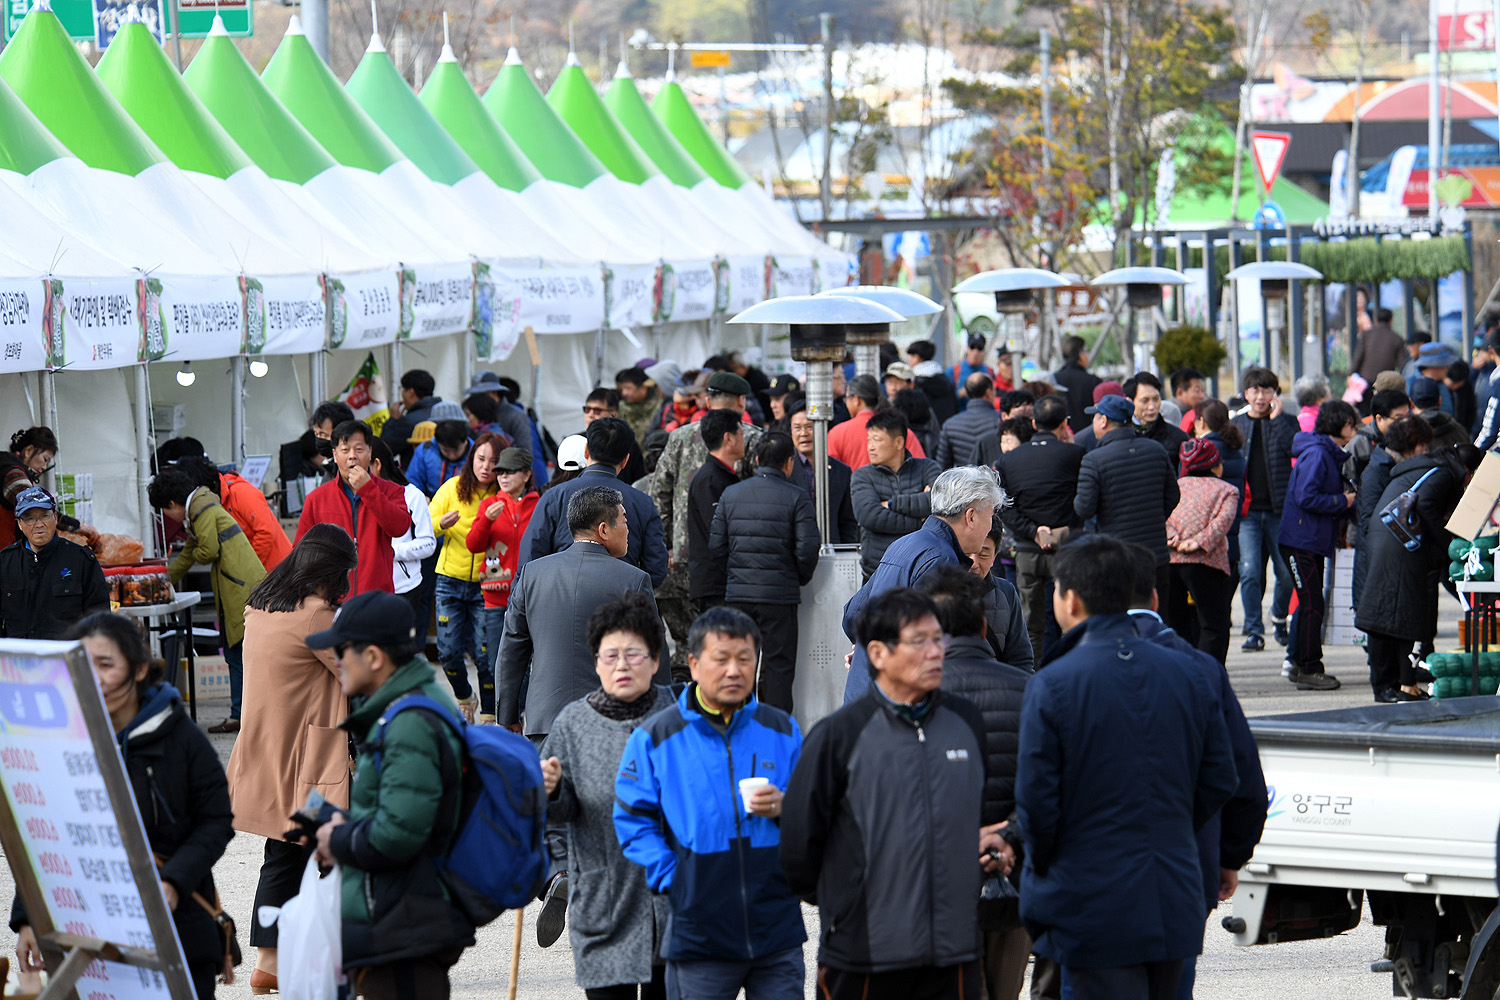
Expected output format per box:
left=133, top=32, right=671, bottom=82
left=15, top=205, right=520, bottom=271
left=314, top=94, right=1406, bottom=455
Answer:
left=920, top=568, right=1032, bottom=1000
left=710, top=431, right=820, bottom=712
left=1074, top=394, right=1180, bottom=603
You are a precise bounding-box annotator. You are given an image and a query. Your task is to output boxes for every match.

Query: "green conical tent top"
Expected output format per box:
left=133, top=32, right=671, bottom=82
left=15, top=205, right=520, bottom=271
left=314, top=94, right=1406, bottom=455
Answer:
left=96, top=21, right=251, bottom=179
left=481, top=48, right=607, bottom=188
left=418, top=44, right=540, bottom=192
left=0, top=72, right=71, bottom=175
left=652, top=77, right=751, bottom=189
left=546, top=56, right=658, bottom=185
left=183, top=16, right=338, bottom=184
left=604, top=64, right=707, bottom=188
left=0, top=8, right=164, bottom=175
left=261, top=18, right=403, bottom=174
left=346, top=34, right=479, bottom=185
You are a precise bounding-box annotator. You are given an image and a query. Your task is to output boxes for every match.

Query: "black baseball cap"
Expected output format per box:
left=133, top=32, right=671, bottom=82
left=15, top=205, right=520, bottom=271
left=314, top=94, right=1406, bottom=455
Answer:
left=306, top=591, right=418, bottom=651
left=768, top=374, right=800, bottom=397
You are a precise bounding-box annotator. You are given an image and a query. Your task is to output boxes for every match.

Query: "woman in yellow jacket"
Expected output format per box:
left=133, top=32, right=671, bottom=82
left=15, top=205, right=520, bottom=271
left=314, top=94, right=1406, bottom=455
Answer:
left=428, top=432, right=504, bottom=721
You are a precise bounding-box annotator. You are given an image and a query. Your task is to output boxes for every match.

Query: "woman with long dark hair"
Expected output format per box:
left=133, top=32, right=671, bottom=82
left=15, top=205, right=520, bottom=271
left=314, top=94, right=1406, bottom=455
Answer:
left=466, top=446, right=539, bottom=718
left=15, top=612, right=233, bottom=998
left=1193, top=398, right=1246, bottom=572
left=223, top=524, right=358, bottom=994
left=428, top=432, right=506, bottom=721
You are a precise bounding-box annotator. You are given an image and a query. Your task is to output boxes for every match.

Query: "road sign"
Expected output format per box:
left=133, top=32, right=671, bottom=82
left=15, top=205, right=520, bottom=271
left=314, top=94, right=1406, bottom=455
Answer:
left=1251, top=130, right=1292, bottom=193
left=690, top=50, right=731, bottom=68
left=3, top=0, right=249, bottom=42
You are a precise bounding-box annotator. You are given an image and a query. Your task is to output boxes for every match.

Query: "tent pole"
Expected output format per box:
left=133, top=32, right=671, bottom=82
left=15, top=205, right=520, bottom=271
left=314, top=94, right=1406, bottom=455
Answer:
left=135, top=364, right=156, bottom=558
left=230, top=356, right=246, bottom=467
left=457, top=332, right=473, bottom=401
left=390, top=341, right=404, bottom=407
left=593, top=326, right=606, bottom=387
left=37, top=370, right=57, bottom=494
left=309, top=351, right=326, bottom=409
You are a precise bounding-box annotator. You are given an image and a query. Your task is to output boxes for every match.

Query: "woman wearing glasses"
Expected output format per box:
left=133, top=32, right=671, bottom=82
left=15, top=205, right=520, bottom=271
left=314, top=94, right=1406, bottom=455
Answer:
left=539, top=592, right=674, bottom=1000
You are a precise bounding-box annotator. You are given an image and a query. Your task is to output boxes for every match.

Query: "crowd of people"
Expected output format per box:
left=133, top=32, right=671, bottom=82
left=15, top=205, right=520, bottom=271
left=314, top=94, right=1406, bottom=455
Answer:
left=0, top=319, right=1492, bottom=1000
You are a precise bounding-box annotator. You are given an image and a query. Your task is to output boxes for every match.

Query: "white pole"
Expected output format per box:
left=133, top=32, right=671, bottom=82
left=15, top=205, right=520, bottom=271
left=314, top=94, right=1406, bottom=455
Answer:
left=37, top=370, right=57, bottom=494
left=135, top=364, right=156, bottom=557
left=230, top=356, right=246, bottom=467
left=1429, top=0, right=1441, bottom=219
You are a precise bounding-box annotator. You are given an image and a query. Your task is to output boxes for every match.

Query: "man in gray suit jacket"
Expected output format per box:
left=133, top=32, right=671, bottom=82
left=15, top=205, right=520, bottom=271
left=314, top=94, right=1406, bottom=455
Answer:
left=498, top=485, right=658, bottom=739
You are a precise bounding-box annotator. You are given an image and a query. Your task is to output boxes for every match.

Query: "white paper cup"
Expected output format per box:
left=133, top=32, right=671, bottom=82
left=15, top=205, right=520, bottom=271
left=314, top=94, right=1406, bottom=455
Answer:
left=738, top=776, right=770, bottom=814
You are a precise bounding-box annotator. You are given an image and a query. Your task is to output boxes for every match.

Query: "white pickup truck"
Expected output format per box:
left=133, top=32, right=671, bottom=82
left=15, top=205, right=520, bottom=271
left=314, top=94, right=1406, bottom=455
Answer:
left=1227, top=696, right=1500, bottom=998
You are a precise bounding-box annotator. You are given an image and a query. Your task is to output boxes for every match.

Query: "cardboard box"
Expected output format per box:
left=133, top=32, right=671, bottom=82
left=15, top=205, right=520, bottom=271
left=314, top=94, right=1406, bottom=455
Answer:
left=193, top=658, right=231, bottom=703
left=1325, top=625, right=1367, bottom=646
left=1447, top=452, right=1500, bottom=540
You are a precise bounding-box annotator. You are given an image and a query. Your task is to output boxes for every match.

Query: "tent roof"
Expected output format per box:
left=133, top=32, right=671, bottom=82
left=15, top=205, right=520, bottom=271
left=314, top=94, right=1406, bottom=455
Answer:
left=0, top=9, right=164, bottom=175
left=604, top=66, right=708, bottom=187
left=651, top=78, right=752, bottom=189
left=0, top=71, right=71, bottom=174
left=183, top=16, right=337, bottom=184
left=346, top=36, right=479, bottom=185
left=546, top=58, right=659, bottom=184
left=96, top=21, right=251, bottom=179
left=261, top=19, right=403, bottom=173
left=481, top=48, right=607, bottom=188
left=418, top=46, right=541, bottom=192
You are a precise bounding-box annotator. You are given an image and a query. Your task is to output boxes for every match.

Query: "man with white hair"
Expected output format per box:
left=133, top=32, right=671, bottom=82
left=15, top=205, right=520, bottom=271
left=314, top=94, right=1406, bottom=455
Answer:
left=840, top=466, right=1005, bottom=703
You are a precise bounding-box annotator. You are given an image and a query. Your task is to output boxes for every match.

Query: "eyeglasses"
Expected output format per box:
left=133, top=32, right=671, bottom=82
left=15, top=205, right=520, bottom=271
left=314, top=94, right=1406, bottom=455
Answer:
left=889, top=634, right=950, bottom=652
left=596, top=647, right=651, bottom=667
left=18, top=512, right=54, bottom=525
left=582, top=405, right=613, bottom=416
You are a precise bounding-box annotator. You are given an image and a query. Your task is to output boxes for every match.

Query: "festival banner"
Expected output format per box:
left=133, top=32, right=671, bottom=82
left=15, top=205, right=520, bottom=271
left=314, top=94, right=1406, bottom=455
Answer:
left=0, top=279, right=46, bottom=375
left=661, top=259, right=718, bottom=323
left=406, top=263, right=474, bottom=341
left=336, top=351, right=387, bottom=423
left=488, top=266, right=605, bottom=361
left=720, top=254, right=769, bottom=315
left=322, top=269, right=399, bottom=351
left=249, top=275, right=325, bottom=356
left=605, top=264, right=657, bottom=329
left=58, top=278, right=140, bottom=371
left=156, top=275, right=243, bottom=361
left=772, top=255, right=816, bottom=297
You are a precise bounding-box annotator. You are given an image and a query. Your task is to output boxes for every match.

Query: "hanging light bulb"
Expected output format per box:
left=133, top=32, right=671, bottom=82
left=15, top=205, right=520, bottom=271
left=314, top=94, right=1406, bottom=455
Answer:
left=249, top=359, right=269, bottom=378
left=176, top=362, right=195, bottom=387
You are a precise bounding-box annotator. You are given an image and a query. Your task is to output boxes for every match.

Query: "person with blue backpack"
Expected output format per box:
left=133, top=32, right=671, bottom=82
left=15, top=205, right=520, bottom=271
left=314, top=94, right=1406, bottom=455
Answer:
left=614, top=606, right=807, bottom=999
left=304, top=590, right=547, bottom=1000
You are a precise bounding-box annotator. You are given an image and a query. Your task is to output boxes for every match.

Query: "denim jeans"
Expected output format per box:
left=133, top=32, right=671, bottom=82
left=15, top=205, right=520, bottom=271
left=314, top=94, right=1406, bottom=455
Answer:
left=481, top=605, right=508, bottom=715
left=1238, top=510, right=1292, bottom=637
left=435, top=575, right=490, bottom=714
left=666, top=946, right=803, bottom=1000
left=225, top=641, right=243, bottom=720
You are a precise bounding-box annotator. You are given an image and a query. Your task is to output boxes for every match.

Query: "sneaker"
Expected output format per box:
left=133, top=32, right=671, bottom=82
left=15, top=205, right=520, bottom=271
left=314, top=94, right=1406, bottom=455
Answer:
left=1272, top=619, right=1290, bottom=647
left=536, top=872, right=569, bottom=948
left=1281, top=659, right=1294, bottom=679
left=1290, top=670, right=1341, bottom=691
left=1241, top=634, right=1265, bottom=652
left=1397, top=689, right=1431, bottom=701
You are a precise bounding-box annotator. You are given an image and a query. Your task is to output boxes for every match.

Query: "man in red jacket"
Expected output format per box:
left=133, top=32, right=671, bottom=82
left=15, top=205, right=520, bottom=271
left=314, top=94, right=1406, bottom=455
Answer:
left=295, top=420, right=411, bottom=594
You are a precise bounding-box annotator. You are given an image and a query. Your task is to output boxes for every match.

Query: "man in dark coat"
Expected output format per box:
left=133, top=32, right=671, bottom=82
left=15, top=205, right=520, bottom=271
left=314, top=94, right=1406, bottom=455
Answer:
left=920, top=568, right=1032, bottom=1000
left=0, top=487, right=109, bottom=640
left=996, top=395, right=1084, bottom=656
left=380, top=368, right=441, bottom=464
left=907, top=339, right=959, bottom=423
left=687, top=409, right=745, bottom=613
left=1124, top=372, right=1190, bottom=472
left=1124, top=544, right=1267, bottom=999
left=1411, top=377, right=1471, bottom=450
left=1354, top=403, right=1415, bottom=614
left=849, top=410, right=942, bottom=578
left=1231, top=366, right=1299, bottom=652
left=1016, top=535, right=1238, bottom=1000
left=710, top=432, right=820, bottom=712
left=936, top=373, right=998, bottom=469
left=519, top=418, right=669, bottom=587
left=1052, top=335, right=1100, bottom=433
left=786, top=401, right=859, bottom=544
left=1350, top=308, right=1406, bottom=386
left=1073, top=394, right=1179, bottom=602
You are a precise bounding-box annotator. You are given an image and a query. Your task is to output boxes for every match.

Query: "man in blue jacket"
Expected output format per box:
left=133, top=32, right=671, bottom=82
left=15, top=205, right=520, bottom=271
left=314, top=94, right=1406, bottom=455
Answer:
left=841, top=466, right=1004, bottom=702
left=615, top=607, right=806, bottom=998
left=1016, top=535, right=1238, bottom=1000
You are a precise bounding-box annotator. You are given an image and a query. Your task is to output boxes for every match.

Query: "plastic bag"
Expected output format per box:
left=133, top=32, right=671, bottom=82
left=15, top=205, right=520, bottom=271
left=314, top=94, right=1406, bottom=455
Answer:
left=277, top=857, right=344, bottom=1000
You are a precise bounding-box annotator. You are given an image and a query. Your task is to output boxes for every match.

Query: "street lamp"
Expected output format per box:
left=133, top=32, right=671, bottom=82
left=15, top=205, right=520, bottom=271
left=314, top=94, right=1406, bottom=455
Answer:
left=1090, top=266, right=1189, bottom=375
left=952, top=268, right=1070, bottom=382
left=817, top=285, right=941, bottom=380
left=1224, top=261, right=1323, bottom=380
left=730, top=294, right=904, bottom=544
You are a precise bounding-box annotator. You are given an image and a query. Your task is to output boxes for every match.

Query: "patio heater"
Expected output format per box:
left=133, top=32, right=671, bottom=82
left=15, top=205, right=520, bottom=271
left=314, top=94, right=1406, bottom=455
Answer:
left=952, top=269, right=1070, bottom=381
left=1224, top=261, right=1323, bottom=381
left=729, top=294, right=905, bottom=544
left=1090, top=266, right=1189, bottom=375
left=817, top=285, right=942, bottom=380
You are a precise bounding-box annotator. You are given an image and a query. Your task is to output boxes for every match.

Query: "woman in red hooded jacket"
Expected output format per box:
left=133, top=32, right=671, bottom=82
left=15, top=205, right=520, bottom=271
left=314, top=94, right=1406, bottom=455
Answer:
left=466, top=446, right=539, bottom=722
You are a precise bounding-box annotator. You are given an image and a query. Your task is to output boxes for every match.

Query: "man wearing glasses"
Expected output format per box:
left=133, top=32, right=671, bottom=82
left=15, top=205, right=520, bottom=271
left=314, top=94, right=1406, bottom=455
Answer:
left=0, top=487, right=109, bottom=639
left=582, top=388, right=648, bottom=485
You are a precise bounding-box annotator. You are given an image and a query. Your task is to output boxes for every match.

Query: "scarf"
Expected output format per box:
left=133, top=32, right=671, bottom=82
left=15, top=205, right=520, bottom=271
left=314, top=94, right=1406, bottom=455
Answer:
left=587, top=687, right=659, bottom=721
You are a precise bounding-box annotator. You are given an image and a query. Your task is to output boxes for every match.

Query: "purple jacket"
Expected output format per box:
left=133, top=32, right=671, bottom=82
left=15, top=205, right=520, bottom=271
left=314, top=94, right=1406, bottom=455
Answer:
left=1276, top=432, right=1355, bottom=557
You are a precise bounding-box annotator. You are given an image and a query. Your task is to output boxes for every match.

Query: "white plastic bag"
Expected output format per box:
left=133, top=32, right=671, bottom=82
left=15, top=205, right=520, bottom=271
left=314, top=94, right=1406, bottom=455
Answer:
left=277, top=857, right=344, bottom=1000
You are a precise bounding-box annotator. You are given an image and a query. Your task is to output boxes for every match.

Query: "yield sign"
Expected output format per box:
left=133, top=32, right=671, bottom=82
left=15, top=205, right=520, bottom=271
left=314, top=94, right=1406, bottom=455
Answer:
left=1251, top=131, right=1292, bottom=193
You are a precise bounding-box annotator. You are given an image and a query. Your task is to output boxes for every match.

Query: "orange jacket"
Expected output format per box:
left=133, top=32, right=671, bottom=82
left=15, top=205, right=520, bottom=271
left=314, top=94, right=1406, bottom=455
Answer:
left=219, top=471, right=291, bottom=572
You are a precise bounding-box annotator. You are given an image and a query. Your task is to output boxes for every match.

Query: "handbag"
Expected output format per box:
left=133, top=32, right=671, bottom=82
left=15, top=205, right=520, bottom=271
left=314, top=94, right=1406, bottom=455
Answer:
left=977, top=871, right=1021, bottom=932
left=1379, top=468, right=1438, bottom=552
left=153, top=854, right=242, bottom=983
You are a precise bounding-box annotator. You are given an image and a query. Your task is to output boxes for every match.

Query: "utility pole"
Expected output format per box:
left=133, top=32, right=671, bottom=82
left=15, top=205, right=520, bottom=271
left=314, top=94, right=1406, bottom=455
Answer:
left=1040, top=28, right=1055, bottom=368
left=304, top=0, right=330, bottom=63
left=820, top=12, right=834, bottom=225
left=1428, top=0, right=1440, bottom=219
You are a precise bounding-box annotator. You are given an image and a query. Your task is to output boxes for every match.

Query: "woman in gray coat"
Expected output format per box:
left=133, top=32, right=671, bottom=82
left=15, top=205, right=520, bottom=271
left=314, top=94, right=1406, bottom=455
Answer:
left=540, top=592, right=674, bottom=999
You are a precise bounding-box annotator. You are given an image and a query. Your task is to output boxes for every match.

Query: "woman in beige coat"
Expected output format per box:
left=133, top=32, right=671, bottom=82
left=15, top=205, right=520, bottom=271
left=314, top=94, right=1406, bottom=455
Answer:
left=224, top=524, right=357, bottom=995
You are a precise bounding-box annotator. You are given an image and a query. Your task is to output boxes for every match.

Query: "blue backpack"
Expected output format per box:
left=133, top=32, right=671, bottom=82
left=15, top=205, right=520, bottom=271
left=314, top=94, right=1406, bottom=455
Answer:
left=372, top=695, right=548, bottom=925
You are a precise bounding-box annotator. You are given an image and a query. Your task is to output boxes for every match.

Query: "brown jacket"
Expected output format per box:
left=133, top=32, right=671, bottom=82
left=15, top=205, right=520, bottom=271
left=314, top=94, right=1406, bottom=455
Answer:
left=225, top=599, right=349, bottom=839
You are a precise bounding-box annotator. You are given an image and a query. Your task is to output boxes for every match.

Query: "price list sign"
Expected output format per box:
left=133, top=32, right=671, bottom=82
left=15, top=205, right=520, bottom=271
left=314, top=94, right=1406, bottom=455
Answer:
left=0, top=641, right=192, bottom=1000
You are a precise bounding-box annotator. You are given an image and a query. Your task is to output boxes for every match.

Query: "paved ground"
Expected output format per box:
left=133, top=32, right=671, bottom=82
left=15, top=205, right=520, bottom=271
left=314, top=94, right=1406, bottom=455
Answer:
left=2, top=592, right=1468, bottom=997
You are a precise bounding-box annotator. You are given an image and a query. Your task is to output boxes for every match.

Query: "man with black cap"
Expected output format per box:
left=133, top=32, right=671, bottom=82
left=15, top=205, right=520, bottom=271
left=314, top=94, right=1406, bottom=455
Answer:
left=647, top=371, right=762, bottom=676
left=952, top=334, right=995, bottom=395
left=1411, top=377, right=1471, bottom=450
left=0, top=487, right=109, bottom=640
left=303, top=590, right=475, bottom=998
left=1074, top=394, right=1180, bottom=607
left=767, top=374, right=800, bottom=424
